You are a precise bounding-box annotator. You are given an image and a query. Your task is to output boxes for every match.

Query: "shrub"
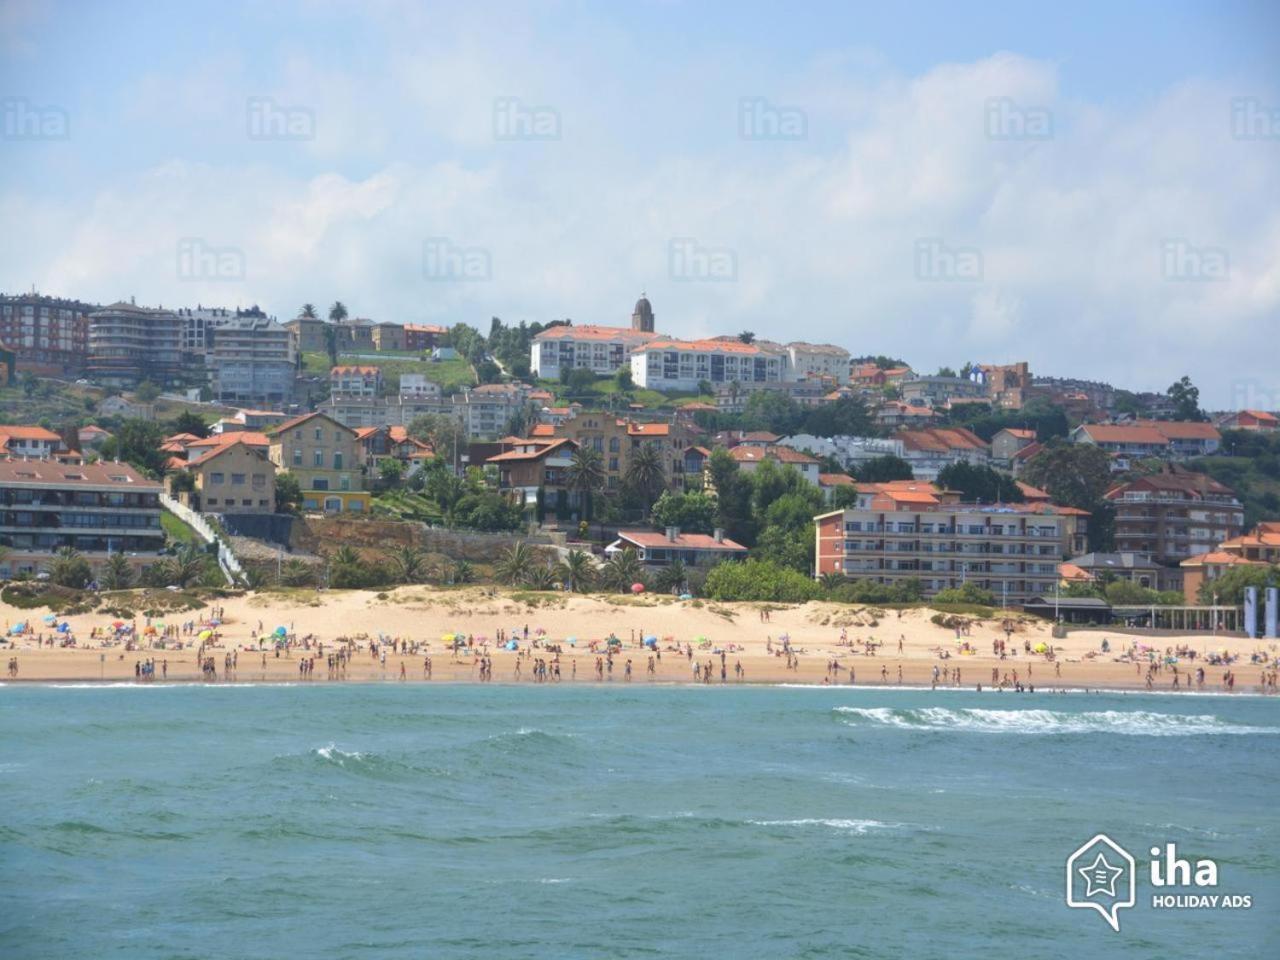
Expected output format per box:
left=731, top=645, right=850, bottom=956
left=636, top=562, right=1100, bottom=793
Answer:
left=703, top=559, right=820, bottom=603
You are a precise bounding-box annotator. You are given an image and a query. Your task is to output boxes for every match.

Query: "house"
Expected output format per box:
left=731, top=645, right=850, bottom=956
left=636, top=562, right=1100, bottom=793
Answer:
left=606, top=527, right=747, bottom=568
left=403, top=324, right=449, bottom=352
left=0, top=459, right=165, bottom=578
left=818, top=472, right=855, bottom=503
left=183, top=432, right=270, bottom=461
left=895, top=427, right=990, bottom=480
left=355, top=426, right=434, bottom=476
left=187, top=436, right=276, bottom=515
left=785, top=342, right=851, bottom=384
left=267, top=412, right=369, bottom=514
left=726, top=444, right=821, bottom=485
left=0, top=425, right=64, bottom=459
left=1179, top=521, right=1280, bottom=602
left=487, top=438, right=578, bottom=517
left=76, top=425, right=111, bottom=450
left=98, top=396, right=156, bottom=420
left=1071, top=420, right=1221, bottom=463
left=548, top=412, right=698, bottom=494
left=371, top=322, right=406, bottom=352
left=850, top=363, right=913, bottom=390
left=873, top=401, right=937, bottom=429
left=990, top=427, right=1037, bottom=464
left=1065, top=552, right=1166, bottom=590
left=711, top=430, right=780, bottom=449
left=1217, top=409, right=1279, bottom=433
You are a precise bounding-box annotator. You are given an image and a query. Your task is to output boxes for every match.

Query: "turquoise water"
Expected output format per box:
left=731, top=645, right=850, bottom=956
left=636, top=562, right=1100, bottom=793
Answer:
left=0, top=685, right=1275, bottom=959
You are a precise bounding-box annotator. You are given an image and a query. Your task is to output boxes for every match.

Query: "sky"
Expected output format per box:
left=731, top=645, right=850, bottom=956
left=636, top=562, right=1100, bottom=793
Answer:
left=1, top=0, right=1278, bottom=408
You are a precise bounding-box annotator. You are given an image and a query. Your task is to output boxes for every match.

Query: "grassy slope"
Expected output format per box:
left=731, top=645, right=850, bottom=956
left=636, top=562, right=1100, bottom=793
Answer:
left=301, top=352, right=477, bottom=394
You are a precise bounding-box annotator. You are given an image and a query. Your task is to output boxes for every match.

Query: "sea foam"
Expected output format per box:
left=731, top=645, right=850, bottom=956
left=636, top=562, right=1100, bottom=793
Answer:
left=833, top=706, right=1277, bottom=736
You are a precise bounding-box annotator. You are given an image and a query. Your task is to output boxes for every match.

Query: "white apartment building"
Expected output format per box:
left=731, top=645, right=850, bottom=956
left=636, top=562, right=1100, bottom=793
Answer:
left=330, top=365, right=382, bottom=399
left=399, top=374, right=442, bottom=400
left=630, top=338, right=788, bottom=392
left=786, top=342, right=851, bottom=383
left=530, top=324, right=658, bottom=378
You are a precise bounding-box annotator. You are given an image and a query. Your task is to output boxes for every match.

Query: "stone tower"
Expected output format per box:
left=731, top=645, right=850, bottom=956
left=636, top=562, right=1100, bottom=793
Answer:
left=631, top=294, right=654, bottom=333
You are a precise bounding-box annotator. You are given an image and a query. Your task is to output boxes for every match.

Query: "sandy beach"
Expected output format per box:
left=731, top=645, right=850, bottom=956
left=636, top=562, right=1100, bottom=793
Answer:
left=3, top=587, right=1275, bottom=693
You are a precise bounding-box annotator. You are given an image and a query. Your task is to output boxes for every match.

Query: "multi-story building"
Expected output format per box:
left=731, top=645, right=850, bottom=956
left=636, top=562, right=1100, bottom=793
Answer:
left=267, top=412, right=369, bottom=513
left=0, top=293, right=94, bottom=375
left=900, top=375, right=987, bottom=408
left=283, top=315, right=329, bottom=353
left=850, top=362, right=913, bottom=391
left=712, top=378, right=831, bottom=412
left=1217, top=409, right=1279, bottom=433
left=403, top=324, right=449, bottom=352
left=354, top=426, right=434, bottom=476
left=186, top=436, right=277, bottom=515
left=487, top=438, right=578, bottom=516
left=87, top=300, right=185, bottom=387
left=990, top=427, right=1037, bottom=464
left=531, top=323, right=658, bottom=379
left=330, top=365, right=383, bottom=399
left=454, top=383, right=532, bottom=440
left=1180, top=521, right=1280, bottom=602
left=550, top=412, right=699, bottom=493
left=977, top=361, right=1032, bottom=409
left=815, top=489, right=1088, bottom=604
left=1072, top=421, right=1223, bottom=466
left=209, top=316, right=295, bottom=407
left=0, top=459, right=165, bottom=578
left=785, top=342, right=851, bottom=384
left=872, top=401, right=938, bottom=430
left=725, top=444, right=822, bottom=485
left=630, top=338, right=788, bottom=392
left=1105, top=468, right=1244, bottom=587
left=0, top=425, right=64, bottom=459
left=371, top=322, right=405, bottom=352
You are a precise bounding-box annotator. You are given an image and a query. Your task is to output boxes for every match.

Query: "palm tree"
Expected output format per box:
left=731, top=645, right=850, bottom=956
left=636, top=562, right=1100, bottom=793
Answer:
left=654, top=558, right=687, bottom=595
left=601, top=548, right=643, bottom=593
left=323, top=324, right=339, bottom=367
left=451, top=559, right=475, bottom=584
left=557, top=549, right=595, bottom=592
left=328, top=301, right=348, bottom=324
left=280, top=559, right=315, bottom=587
left=495, top=541, right=536, bottom=585
left=48, top=546, right=91, bottom=589
left=300, top=303, right=317, bottom=319
left=385, top=544, right=428, bottom=584
left=168, top=544, right=208, bottom=588
left=566, top=447, right=606, bottom=521
left=737, top=331, right=755, bottom=344
left=525, top=564, right=556, bottom=590
left=332, top=545, right=361, bottom=568
left=626, top=443, right=666, bottom=514
left=100, top=552, right=134, bottom=590
left=819, top=572, right=844, bottom=591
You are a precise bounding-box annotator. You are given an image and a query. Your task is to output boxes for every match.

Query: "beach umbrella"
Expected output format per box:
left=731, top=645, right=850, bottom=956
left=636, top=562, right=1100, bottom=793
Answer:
left=1033, top=642, right=1048, bottom=653
left=274, top=626, right=287, bottom=637
left=42, top=614, right=56, bottom=624
left=631, top=582, right=645, bottom=593
left=566, top=637, right=576, bottom=646
left=9, top=624, right=24, bottom=635
left=112, top=620, right=125, bottom=628
left=57, top=623, right=70, bottom=633
left=505, top=640, right=518, bottom=651
left=678, top=593, right=693, bottom=601
left=644, top=637, right=657, bottom=648
left=198, top=629, right=213, bottom=640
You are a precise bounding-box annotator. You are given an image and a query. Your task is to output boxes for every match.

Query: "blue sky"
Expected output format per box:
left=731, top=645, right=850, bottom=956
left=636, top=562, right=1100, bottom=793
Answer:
left=2, top=0, right=1278, bottom=406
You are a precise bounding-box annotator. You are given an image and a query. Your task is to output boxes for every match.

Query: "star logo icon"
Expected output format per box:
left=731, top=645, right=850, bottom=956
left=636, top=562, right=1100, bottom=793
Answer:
left=1066, top=833, right=1136, bottom=932
left=1077, top=852, right=1125, bottom=898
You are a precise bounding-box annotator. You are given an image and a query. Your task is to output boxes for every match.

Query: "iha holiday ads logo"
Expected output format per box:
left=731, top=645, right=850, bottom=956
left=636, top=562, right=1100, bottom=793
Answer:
left=1066, top=834, right=1252, bottom=932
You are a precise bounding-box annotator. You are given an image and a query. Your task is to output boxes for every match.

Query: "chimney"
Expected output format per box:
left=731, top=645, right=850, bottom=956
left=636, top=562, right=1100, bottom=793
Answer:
left=713, top=527, right=724, bottom=543
left=666, top=525, right=679, bottom=542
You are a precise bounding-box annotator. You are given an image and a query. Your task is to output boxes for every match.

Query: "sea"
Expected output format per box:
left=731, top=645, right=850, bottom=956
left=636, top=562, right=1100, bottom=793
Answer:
left=0, top=684, right=1275, bottom=959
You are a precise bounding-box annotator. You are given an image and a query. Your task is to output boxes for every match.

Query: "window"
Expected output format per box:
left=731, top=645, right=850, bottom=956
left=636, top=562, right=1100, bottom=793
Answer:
left=314, top=427, right=323, bottom=440
left=231, top=473, right=246, bottom=486
left=313, top=450, right=324, bottom=467
left=333, top=452, right=343, bottom=470
left=324, top=497, right=342, bottom=512
left=209, top=472, right=225, bottom=485
left=292, top=448, right=302, bottom=466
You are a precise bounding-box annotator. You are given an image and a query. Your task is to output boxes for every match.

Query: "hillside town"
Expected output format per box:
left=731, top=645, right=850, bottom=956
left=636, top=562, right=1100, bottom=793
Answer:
left=1, top=289, right=1278, bottom=635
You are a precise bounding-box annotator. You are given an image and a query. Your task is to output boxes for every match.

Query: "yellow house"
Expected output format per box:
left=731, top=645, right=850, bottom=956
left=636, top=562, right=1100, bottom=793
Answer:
left=268, top=412, right=370, bottom=514
left=189, top=436, right=276, bottom=514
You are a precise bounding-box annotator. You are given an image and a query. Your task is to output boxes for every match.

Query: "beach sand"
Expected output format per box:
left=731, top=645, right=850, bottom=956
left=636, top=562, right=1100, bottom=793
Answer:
left=2, top=587, right=1273, bottom=693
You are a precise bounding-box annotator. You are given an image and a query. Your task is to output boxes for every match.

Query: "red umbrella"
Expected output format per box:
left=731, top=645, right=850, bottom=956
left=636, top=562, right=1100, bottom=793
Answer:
left=631, top=583, right=645, bottom=594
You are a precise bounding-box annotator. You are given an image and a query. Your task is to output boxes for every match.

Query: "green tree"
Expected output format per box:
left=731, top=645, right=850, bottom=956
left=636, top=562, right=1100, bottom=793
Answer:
left=601, top=548, right=644, bottom=593
left=495, top=541, right=536, bottom=585
left=279, top=559, right=315, bottom=587
left=48, top=547, right=92, bottom=589
left=854, top=455, right=914, bottom=483
left=737, top=331, right=755, bottom=344
left=98, top=420, right=167, bottom=477
left=565, top=446, right=606, bottom=521
left=1021, top=441, right=1112, bottom=509
left=451, top=559, right=475, bottom=584
left=650, top=490, right=718, bottom=534
left=625, top=444, right=666, bottom=514
left=1198, top=564, right=1278, bottom=605
left=300, top=303, right=317, bottom=319
left=379, top=458, right=406, bottom=487
left=100, top=552, right=134, bottom=590
left=614, top=366, right=634, bottom=391
left=936, top=463, right=1026, bottom=503
left=168, top=411, right=210, bottom=439
left=134, top=380, right=160, bottom=402
left=702, top=558, right=819, bottom=602
left=323, top=324, right=339, bottom=367
left=654, top=558, right=688, bottom=595
left=557, top=548, right=596, bottom=592
left=384, top=543, right=428, bottom=583
left=168, top=544, right=209, bottom=588
left=274, top=472, right=303, bottom=513
left=328, top=301, right=348, bottom=324
left=408, top=416, right=460, bottom=465
left=1167, top=375, right=1205, bottom=422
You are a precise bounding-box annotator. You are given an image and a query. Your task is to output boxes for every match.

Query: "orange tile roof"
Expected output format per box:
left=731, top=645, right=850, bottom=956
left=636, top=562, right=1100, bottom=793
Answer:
left=1077, top=423, right=1170, bottom=445
left=1058, top=562, right=1093, bottom=582
left=632, top=338, right=773, bottom=355
left=1134, top=420, right=1221, bottom=441
left=331, top=365, right=380, bottom=375
left=615, top=530, right=747, bottom=552
left=1016, top=481, right=1052, bottom=501
left=534, top=324, right=656, bottom=342
left=819, top=473, right=855, bottom=486
left=0, top=425, right=62, bottom=442
left=728, top=445, right=819, bottom=464
left=1001, top=428, right=1036, bottom=439
left=188, top=432, right=269, bottom=448
left=486, top=438, right=576, bottom=463
left=529, top=424, right=557, bottom=437
left=187, top=435, right=272, bottom=466
left=626, top=422, right=670, bottom=437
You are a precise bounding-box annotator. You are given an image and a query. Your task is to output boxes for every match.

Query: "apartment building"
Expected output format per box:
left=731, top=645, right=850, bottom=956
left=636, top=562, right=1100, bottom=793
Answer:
left=605, top=527, right=747, bottom=568
left=531, top=323, right=658, bottom=378
left=900, top=375, right=987, bottom=408
left=630, top=338, right=788, bottom=392
left=1105, top=468, right=1244, bottom=582
left=1217, top=409, right=1279, bottom=433
left=283, top=315, right=328, bottom=353
left=0, top=293, right=93, bottom=375
left=371, top=322, right=405, bottom=351
left=209, top=315, right=295, bottom=407
left=550, top=412, right=698, bottom=493
left=0, top=459, right=164, bottom=578
left=330, top=365, right=383, bottom=398
left=850, top=362, right=913, bottom=390
left=267, top=412, right=369, bottom=513
left=1180, top=521, right=1280, bottom=602
left=87, top=300, right=185, bottom=386
left=1071, top=421, right=1222, bottom=464
left=454, top=383, right=531, bottom=440
left=785, top=342, right=851, bottom=384
left=815, top=490, right=1088, bottom=604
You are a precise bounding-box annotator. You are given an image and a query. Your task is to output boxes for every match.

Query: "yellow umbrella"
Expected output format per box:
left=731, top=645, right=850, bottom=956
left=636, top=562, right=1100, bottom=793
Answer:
left=198, top=629, right=213, bottom=640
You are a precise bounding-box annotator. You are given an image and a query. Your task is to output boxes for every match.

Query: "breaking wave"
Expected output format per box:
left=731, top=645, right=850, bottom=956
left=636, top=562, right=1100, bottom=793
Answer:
left=833, top=706, right=1277, bottom=736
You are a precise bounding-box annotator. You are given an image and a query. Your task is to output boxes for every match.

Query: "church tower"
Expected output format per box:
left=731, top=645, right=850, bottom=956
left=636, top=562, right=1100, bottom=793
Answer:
left=631, top=293, right=654, bottom=333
